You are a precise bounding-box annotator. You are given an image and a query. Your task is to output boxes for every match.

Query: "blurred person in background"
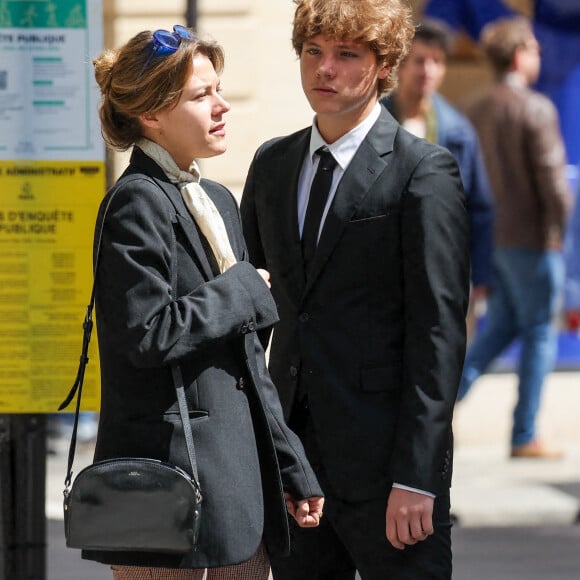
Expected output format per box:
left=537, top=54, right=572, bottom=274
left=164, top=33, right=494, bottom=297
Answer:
left=457, top=16, right=572, bottom=459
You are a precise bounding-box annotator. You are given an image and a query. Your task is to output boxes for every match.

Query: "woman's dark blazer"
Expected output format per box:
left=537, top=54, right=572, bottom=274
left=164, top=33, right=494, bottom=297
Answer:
left=84, top=148, right=321, bottom=569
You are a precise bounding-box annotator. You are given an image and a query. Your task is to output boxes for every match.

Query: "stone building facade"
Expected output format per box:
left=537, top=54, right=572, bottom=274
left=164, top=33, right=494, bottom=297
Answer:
left=101, top=0, right=531, bottom=196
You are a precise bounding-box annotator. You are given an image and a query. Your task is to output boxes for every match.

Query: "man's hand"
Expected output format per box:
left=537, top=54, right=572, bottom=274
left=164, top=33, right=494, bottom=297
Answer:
left=386, top=488, right=434, bottom=550
left=284, top=493, right=324, bottom=528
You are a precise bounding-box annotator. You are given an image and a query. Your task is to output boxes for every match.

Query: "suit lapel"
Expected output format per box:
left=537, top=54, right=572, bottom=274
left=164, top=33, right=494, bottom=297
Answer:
left=303, top=109, right=398, bottom=297
left=274, top=131, right=311, bottom=298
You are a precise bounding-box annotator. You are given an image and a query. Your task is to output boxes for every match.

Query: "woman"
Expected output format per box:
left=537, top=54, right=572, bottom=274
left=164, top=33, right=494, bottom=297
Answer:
left=89, top=26, right=323, bottom=579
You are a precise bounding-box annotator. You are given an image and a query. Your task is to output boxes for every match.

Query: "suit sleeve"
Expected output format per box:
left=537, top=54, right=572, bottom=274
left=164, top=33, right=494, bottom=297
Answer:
left=240, top=151, right=273, bottom=351
left=390, top=147, right=470, bottom=495
left=240, top=150, right=268, bottom=269
left=96, top=178, right=278, bottom=368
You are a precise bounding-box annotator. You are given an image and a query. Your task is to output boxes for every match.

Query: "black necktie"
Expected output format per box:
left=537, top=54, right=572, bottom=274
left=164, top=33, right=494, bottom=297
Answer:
left=302, top=149, right=337, bottom=272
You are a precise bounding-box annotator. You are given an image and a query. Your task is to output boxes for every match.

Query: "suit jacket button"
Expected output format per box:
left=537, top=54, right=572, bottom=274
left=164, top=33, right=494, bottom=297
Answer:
left=289, top=366, right=298, bottom=377
left=247, top=321, right=256, bottom=332
left=298, top=312, right=309, bottom=323
left=240, top=323, right=248, bottom=334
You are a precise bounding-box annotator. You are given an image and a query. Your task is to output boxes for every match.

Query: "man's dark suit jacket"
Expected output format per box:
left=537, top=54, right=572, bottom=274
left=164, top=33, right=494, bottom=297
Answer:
left=241, top=107, right=470, bottom=501
left=84, top=148, right=322, bottom=569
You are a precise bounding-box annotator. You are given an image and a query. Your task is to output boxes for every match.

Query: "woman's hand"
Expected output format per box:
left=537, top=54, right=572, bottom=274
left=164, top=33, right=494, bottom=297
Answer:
left=257, top=269, right=271, bottom=288
left=284, top=493, right=324, bottom=528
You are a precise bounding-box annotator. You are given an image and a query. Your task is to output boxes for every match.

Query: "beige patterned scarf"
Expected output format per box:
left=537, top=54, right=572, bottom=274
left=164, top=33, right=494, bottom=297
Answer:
left=137, top=138, right=237, bottom=273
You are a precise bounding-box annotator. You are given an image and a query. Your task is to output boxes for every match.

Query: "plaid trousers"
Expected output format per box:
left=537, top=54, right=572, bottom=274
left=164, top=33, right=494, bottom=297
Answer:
left=111, top=544, right=272, bottom=580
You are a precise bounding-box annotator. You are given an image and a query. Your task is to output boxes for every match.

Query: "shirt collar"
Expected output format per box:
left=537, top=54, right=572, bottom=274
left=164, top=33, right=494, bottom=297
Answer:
left=309, top=102, right=382, bottom=170
left=503, top=72, right=527, bottom=89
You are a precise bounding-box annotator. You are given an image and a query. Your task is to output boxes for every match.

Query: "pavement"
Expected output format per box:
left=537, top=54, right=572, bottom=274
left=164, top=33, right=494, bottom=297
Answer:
left=450, top=370, right=580, bottom=527
left=43, top=370, right=580, bottom=578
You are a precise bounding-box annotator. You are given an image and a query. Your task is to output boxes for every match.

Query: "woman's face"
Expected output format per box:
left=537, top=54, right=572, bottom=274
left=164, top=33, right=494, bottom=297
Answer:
left=143, top=53, right=230, bottom=170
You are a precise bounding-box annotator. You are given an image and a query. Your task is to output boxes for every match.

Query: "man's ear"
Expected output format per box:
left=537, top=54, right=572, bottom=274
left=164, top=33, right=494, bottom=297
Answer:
left=513, top=46, right=525, bottom=72
left=378, top=65, right=391, bottom=81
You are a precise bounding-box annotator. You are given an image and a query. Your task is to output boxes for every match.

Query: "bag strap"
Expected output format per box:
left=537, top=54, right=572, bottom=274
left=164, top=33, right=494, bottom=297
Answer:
left=59, top=188, right=201, bottom=497
left=171, top=364, right=200, bottom=484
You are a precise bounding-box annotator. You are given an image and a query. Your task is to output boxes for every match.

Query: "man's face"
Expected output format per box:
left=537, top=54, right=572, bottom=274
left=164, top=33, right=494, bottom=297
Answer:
left=300, top=34, right=389, bottom=139
left=397, top=40, right=447, bottom=100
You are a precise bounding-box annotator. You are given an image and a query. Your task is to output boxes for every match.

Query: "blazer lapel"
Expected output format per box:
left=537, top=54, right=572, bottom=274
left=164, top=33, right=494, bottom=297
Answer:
left=175, top=213, right=217, bottom=281
left=130, top=147, right=216, bottom=280
left=131, top=154, right=215, bottom=280
left=303, top=109, right=398, bottom=296
left=164, top=183, right=216, bottom=281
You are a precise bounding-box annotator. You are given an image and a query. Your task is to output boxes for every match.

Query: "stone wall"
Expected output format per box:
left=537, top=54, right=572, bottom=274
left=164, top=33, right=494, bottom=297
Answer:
left=100, top=0, right=530, bottom=196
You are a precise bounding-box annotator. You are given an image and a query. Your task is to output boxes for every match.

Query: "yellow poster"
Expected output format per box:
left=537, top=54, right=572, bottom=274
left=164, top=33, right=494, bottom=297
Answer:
left=0, top=160, right=104, bottom=412
left=0, top=1, right=103, bottom=412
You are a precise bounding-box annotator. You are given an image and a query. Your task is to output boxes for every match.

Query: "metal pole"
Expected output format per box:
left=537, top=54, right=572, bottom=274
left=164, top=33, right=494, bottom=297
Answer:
left=186, top=0, right=198, bottom=31
left=0, top=415, right=46, bottom=580
left=0, top=416, right=14, bottom=578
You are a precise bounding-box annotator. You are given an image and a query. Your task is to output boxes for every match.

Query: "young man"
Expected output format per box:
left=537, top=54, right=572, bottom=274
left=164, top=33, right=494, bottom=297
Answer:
left=241, top=1, right=470, bottom=578
left=381, top=20, right=494, bottom=316
left=458, top=17, right=572, bottom=459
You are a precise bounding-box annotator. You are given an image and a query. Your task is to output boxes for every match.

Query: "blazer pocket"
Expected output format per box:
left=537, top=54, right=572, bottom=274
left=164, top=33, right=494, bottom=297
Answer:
left=360, top=364, right=402, bottom=393
left=134, top=409, right=209, bottom=423
left=162, top=410, right=209, bottom=422
left=349, top=213, right=391, bottom=224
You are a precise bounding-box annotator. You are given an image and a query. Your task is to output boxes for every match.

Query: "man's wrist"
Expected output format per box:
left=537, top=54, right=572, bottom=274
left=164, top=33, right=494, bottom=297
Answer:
left=392, top=482, right=435, bottom=498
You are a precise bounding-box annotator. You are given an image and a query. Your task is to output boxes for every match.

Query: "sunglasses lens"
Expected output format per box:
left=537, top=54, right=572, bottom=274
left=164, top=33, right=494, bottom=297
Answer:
left=173, top=25, right=195, bottom=40
left=153, top=29, right=180, bottom=54
left=142, top=25, right=194, bottom=76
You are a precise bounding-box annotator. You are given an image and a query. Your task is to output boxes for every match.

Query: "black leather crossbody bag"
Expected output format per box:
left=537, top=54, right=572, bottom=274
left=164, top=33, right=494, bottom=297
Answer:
left=58, top=190, right=202, bottom=553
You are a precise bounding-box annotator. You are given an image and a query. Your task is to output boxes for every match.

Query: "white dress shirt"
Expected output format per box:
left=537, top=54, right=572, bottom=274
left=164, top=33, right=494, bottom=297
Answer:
left=297, top=102, right=382, bottom=239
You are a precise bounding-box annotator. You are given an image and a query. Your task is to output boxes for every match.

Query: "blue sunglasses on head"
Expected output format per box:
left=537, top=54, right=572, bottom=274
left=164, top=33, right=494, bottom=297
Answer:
left=140, top=25, right=197, bottom=74
left=151, top=24, right=196, bottom=55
